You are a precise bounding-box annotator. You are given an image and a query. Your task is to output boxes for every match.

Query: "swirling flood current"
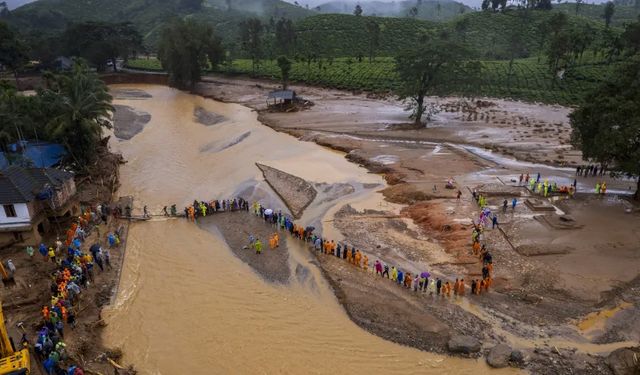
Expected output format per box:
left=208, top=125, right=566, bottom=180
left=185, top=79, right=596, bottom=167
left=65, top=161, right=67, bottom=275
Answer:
left=102, top=84, right=519, bottom=374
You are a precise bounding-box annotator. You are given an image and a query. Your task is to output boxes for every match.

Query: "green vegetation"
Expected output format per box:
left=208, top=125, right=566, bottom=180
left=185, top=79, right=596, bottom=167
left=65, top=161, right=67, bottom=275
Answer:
left=295, top=14, right=434, bottom=57
left=3, top=0, right=313, bottom=48
left=554, top=3, right=639, bottom=27
left=395, top=37, right=470, bottom=124
left=570, top=55, right=640, bottom=198
left=0, top=62, right=113, bottom=169
left=158, top=18, right=224, bottom=88
left=127, top=54, right=615, bottom=105
left=63, top=22, right=144, bottom=72
left=314, top=0, right=472, bottom=22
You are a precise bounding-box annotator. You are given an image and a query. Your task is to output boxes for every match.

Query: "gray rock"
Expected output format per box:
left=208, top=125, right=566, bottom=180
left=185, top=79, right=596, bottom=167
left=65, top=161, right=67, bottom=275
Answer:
left=487, top=344, right=512, bottom=368
left=447, top=335, right=481, bottom=354
left=510, top=350, right=525, bottom=365
left=606, top=347, right=640, bottom=375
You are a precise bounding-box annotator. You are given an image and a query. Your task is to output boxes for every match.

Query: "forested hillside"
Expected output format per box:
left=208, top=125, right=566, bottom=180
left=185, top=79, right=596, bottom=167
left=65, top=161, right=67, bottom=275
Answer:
left=314, top=0, right=472, bottom=21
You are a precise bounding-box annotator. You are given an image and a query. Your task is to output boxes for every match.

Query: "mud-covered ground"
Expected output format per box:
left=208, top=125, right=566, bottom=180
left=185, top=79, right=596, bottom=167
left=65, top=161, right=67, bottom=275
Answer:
left=1, top=218, right=132, bottom=374
left=198, top=211, right=290, bottom=284
left=191, top=75, right=640, bottom=374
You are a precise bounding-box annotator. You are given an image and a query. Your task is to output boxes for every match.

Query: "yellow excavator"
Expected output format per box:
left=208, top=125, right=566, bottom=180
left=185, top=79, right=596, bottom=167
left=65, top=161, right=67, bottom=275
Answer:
left=0, top=303, right=30, bottom=375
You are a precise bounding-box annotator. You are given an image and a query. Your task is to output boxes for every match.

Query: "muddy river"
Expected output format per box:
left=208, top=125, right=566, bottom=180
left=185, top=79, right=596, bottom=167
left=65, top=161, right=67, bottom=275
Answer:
left=102, top=84, right=518, bottom=374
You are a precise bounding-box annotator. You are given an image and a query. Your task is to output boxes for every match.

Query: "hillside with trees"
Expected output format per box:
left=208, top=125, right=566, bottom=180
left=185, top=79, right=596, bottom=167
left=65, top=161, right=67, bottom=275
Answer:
left=1, top=0, right=313, bottom=47
left=313, top=0, right=472, bottom=21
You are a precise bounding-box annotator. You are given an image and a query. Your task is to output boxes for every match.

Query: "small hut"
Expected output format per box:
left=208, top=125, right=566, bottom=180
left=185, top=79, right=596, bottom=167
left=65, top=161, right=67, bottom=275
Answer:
left=267, top=90, right=297, bottom=107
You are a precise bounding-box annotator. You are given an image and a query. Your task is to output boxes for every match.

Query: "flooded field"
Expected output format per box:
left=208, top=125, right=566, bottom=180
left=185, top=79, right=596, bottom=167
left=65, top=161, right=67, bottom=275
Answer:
left=102, top=84, right=515, bottom=374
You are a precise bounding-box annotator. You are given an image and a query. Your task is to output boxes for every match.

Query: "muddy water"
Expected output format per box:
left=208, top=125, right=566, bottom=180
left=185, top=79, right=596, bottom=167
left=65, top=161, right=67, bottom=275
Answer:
left=103, top=85, right=518, bottom=374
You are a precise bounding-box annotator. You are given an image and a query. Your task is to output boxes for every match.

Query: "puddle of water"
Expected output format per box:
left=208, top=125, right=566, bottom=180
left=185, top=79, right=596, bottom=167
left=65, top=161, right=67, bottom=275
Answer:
left=577, top=302, right=633, bottom=332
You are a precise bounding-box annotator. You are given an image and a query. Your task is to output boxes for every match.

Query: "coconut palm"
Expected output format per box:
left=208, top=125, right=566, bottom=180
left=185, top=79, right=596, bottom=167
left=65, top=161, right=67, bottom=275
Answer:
left=43, top=62, right=113, bottom=170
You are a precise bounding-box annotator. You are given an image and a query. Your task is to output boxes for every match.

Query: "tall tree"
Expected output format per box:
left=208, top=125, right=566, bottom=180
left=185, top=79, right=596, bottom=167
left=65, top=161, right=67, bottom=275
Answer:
left=621, top=17, right=640, bottom=53
left=275, top=18, right=296, bottom=56
left=276, top=55, right=291, bottom=90
left=570, top=56, right=640, bottom=199
left=158, top=19, right=224, bottom=88
left=239, top=18, right=264, bottom=75
left=395, top=37, right=469, bottom=125
left=575, top=0, right=583, bottom=15
left=354, top=4, right=363, bottom=16
left=365, top=19, right=380, bottom=63
left=63, top=22, right=143, bottom=72
left=42, top=62, right=113, bottom=169
left=603, top=1, right=615, bottom=28
left=0, top=22, right=28, bottom=89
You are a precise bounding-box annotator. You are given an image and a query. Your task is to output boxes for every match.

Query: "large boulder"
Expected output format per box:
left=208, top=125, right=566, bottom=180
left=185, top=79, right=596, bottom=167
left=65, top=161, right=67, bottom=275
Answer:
left=606, top=347, right=640, bottom=375
left=447, top=335, right=481, bottom=354
left=487, top=344, right=512, bottom=368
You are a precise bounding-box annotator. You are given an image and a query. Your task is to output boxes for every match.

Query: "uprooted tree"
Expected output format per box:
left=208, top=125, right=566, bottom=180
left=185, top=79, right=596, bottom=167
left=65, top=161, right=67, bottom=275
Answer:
left=570, top=55, right=640, bottom=199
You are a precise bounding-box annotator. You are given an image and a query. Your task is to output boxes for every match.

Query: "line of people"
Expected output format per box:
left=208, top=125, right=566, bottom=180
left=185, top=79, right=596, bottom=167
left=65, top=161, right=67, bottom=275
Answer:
left=576, top=164, right=607, bottom=177
left=181, top=197, right=497, bottom=301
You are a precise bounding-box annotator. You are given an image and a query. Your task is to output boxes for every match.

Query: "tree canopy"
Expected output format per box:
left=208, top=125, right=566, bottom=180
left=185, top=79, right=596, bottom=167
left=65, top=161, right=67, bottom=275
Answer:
left=395, top=36, right=470, bottom=125
left=158, top=18, right=224, bottom=88
left=0, top=21, right=28, bottom=87
left=570, top=55, right=640, bottom=198
left=63, top=22, right=143, bottom=72
left=0, top=61, right=113, bottom=170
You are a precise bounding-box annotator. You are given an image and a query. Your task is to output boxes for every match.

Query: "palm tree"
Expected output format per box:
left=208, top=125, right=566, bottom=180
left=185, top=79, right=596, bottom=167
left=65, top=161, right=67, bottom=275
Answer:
left=44, top=62, right=113, bottom=170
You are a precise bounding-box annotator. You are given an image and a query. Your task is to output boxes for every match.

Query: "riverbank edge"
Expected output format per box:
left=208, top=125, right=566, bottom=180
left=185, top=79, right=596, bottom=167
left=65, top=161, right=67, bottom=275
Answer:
left=105, top=77, right=623, bottom=374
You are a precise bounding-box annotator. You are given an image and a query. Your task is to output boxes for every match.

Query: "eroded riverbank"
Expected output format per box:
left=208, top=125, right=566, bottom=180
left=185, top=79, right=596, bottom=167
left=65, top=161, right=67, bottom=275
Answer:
left=103, top=84, right=515, bottom=374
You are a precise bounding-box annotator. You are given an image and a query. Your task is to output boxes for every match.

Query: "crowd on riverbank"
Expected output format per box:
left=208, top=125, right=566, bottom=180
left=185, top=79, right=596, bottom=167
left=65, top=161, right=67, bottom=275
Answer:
left=23, top=206, right=122, bottom=375
left=177, top=196, right=495, bottom=300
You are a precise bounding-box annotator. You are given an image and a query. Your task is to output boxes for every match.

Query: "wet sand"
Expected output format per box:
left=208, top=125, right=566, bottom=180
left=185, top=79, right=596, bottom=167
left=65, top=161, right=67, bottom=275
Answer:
left=112, top=104, right=151, bottom=140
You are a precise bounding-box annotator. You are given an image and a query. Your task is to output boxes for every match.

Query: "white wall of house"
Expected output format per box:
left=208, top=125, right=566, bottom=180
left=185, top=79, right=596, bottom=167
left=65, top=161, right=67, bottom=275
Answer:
left=0, top=202, right=31, bottom=225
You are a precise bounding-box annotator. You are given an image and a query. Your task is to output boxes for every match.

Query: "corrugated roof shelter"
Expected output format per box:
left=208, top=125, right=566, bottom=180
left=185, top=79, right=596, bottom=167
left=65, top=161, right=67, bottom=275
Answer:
left=268, top=90, right=297, bottom=101
left=0, top=141, right=67, bottom=169
left=0, top=165, right=74, bottom=205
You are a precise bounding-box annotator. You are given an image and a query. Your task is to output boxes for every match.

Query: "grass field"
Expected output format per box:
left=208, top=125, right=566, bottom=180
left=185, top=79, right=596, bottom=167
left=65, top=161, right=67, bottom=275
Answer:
left=126, top=54, right=616, bottom=105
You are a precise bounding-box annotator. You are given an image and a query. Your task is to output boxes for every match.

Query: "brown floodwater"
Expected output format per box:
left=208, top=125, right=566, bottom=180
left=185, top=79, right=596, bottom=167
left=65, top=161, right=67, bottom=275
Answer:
left=102, top=84, right=519, bottom=374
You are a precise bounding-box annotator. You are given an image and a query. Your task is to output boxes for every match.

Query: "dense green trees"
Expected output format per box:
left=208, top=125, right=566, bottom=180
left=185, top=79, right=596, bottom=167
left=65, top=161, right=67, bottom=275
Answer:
left=0, top=21, right=28, bottom=88
left=239, top=18, right=264, bottom=75
left=63, top=22, right=143, bottom=72
left=158, top=18, right=224, bottom=88
left=604, top=1, right=615, bottom=27
left=0, top=62, right=113, bottom=169
left=395, top=36, right=470, bottom=125
left=570, top=56, right=640, bottom=198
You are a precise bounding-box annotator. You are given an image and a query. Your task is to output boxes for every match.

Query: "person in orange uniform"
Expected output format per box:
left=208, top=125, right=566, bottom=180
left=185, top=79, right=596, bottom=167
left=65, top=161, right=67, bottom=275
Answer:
left=444, top=282, right=451, bottom=297
left=354, top=250, right=362, bottom=267
left=458, top=279, right=466, bottom=296
left=362, top=255, right=369, bottom=271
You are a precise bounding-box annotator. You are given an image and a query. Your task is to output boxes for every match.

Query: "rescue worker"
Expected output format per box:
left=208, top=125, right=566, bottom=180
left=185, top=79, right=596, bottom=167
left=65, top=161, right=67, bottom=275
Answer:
left=254, top=239, right=262, bottom=254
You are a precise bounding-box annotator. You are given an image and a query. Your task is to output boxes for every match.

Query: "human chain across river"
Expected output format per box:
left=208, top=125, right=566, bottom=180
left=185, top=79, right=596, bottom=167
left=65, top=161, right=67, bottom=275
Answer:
left=148, top=196, right=497, bottom=299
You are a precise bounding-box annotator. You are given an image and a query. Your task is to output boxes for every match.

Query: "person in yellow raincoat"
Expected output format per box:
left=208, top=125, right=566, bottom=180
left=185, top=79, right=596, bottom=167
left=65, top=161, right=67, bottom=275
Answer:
left=354, top=250, right=361, bottom=267
left=391, top=266, right=398, bottom=281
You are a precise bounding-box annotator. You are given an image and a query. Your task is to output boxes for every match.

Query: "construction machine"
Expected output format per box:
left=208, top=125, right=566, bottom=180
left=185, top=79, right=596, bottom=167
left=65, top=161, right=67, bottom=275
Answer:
left=0, top=303, right=30, bottom=374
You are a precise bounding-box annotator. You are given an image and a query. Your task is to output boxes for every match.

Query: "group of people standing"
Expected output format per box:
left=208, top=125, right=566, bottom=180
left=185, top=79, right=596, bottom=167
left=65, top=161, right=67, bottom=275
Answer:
left=181, top=197, right=496, bottom=301
left=26, top=205, right=119, bottom=374
left=576, top=164, right=607, bottom=177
